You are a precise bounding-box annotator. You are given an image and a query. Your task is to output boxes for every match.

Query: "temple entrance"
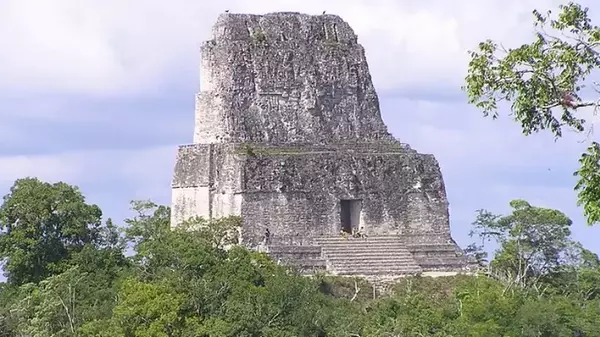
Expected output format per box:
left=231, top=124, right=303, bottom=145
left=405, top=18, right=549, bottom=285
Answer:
left=340, top=199, right=362, bottom=233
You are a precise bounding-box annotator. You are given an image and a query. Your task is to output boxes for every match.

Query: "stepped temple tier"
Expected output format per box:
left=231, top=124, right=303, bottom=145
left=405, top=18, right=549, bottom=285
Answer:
left=171, top=12, right=469, bottom=277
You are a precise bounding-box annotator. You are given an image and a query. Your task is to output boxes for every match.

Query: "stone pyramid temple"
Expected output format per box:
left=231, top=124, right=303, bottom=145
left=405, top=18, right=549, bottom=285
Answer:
left=171, top=12, right=469, bottom=277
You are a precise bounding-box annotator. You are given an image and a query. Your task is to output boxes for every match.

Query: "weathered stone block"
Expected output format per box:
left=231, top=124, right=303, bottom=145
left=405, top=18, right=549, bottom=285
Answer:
left=194, top=13, right=391, bottom=144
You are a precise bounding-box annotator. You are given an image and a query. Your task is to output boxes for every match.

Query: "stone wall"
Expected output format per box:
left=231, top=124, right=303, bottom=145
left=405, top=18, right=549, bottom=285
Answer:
left=171, top=143, right=246, bottom=226
left=238, top=144, right=449, bottom=246
left=172, top=142, right=451, bottom=248
left=194, top=12, right=392, bottom=144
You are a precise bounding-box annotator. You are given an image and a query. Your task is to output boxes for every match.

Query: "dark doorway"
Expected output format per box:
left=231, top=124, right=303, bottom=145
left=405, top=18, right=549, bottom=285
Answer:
left=340, top=199, right=362, bottom=233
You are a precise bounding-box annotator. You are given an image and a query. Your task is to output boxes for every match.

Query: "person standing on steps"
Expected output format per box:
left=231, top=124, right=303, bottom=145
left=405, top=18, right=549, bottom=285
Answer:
left=264, top=228, right=271, bottom=245
left=339, top=229, right=348, bottom=240
left=358, top=226, right=368, bottom=239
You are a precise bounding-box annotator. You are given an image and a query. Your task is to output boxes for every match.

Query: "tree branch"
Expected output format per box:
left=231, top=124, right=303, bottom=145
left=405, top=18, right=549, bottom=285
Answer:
left=350, top=280, right=361, bottom=302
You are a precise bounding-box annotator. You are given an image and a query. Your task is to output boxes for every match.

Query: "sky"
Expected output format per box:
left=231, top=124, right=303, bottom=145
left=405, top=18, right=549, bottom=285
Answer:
left=1, top=0, right=600, bottom=259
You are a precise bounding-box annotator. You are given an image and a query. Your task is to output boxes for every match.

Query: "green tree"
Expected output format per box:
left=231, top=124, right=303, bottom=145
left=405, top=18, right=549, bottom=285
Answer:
left=122, top=200, right=236, bottom=282
left=362, top=277, right=463, bottom=336
left=0, top=178, right=104, bottom=285
left=470, top=200, right=574, bottom=290
left=111, top=278, right=184, bottom=337
left=89, top=199, right=335, bottom=337
left=0, top=283, right=19, bottom=337
left=0, top=260, right=128, bottom=337
left=453, top=276, right=522, bottom=337
left=463, top=2, right=600, bottom=224
left=544, top=244, right=600, bottom=301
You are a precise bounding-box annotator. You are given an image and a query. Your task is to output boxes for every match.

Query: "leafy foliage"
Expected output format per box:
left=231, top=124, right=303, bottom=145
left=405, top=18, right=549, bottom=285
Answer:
left=0, top=178, right=106, bottom=285
left=575, top=141, right=600, bottom=224
left=1, top=178, right=599, bottom=336
left=464, top=2, right=600, bottom=225
left=471, top=199, right=574, bottom=287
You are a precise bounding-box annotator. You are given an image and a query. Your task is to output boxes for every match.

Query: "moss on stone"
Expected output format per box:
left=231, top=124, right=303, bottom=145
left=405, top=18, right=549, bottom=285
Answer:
left=251, top=29, right=267, bottom=45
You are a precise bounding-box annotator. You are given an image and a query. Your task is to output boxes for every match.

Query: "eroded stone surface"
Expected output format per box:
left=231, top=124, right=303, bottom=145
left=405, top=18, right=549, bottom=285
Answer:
left=195, top=12, right=392, bottom=144
left=171, top=12, right=468, bottom=276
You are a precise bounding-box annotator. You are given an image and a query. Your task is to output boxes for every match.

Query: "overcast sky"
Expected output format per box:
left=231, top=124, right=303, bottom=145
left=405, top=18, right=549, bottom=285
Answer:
left=1, top=0, right=600, bottom=257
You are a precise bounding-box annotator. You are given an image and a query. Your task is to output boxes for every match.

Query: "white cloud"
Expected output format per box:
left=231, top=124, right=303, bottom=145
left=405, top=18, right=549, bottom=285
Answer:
left=0, top=0, right=577, bottom=97
left=381, top=97, right=587, bottom=175
left=0, top=146, right=174, bottom=198
left=0, top=153, right=87, bottom=186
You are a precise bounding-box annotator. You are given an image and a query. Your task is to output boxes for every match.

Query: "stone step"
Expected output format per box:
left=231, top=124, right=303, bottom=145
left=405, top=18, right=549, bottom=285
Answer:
left=333, top=260, right=420, bottom=267
left=332, top=264, right=422, bottom=271
left=321, top=247, right=412, bottom=254
left=415, top=258, right=467, bottom=271
left=411, top=252, right=458, bottom=258
left=294, top=260, right=327, bottom=267
left=321, top=243, right=409, bottom=248
left=315, top=236, right=426, bottom=276
left=329, top=261, right=417, bottom=269
left=323, top=248, right=411, bottom=252
left=324, top=252, right=414, bottom=260
left=331, top=267, right=422, bottom=276
left=417, top=254, right=464, bottom=261
left=407, top=243, right=457, bottom=248
left=324, top=254, right=418, bottom=263
left=274, top=258, right=325, bottom=265
left=325, top=253, right=413, bottom=260
left=319, top=244, right=407, bottom=249
left=279, top=260, right=327, bottom=272
left=316, top=235, right=402, bottom=239
left=411, top=253, right=460, bottom=259
left=319, top=240, right=404, bottom=245
left=325, top=254, right=415, bottom=261
left=407, top=246, right=456, bottom=253
left=327, top=259, right=417, bottom=266
left=316, top=239, right=402, bottom=243
left=319, top=240, right=406, bottom=245
left=417, top=257, right=466, bottom=265
left=268, top=245, right=322, bottom=252
left=268, top=251, right=321, bottom=257
left=315, top=237, right=402, bottom=243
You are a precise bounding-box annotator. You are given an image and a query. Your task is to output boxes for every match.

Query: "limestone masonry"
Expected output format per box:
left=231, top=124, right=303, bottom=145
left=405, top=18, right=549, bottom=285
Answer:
left=171, top=12, right=469, bottom=277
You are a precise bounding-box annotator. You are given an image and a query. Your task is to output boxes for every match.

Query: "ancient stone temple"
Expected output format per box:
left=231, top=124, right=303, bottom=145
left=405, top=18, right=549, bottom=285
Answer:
left=171, top=12, right=469, bottom=277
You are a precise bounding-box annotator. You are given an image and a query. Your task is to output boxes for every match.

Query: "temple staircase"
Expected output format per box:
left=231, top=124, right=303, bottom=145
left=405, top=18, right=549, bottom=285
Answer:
left=401, top=234, right=471, bottom=273
left=266, top=235, right=469, bottom=276
left=314, top=236, right=422, bottom=276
